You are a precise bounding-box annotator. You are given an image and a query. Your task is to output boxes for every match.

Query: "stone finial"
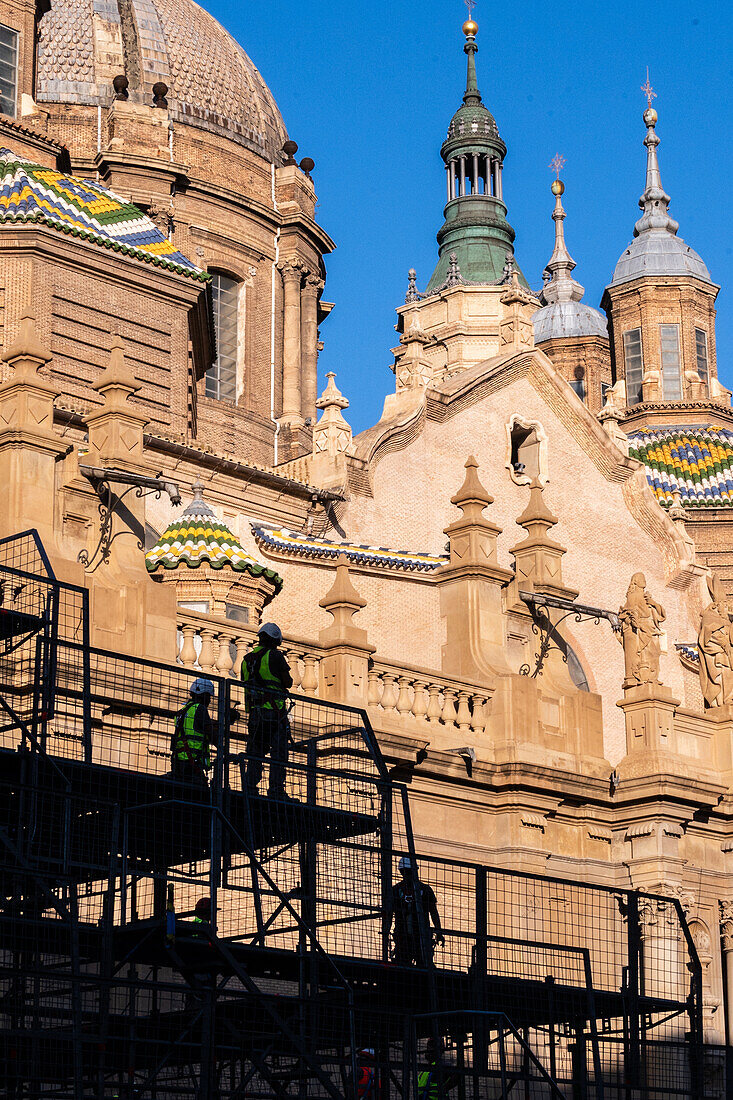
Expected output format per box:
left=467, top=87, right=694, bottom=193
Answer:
left=319, top=554, right=369, bottom=646
left=510, top=480, right=578, bottom=600
left=92, top=334, right=139, bottom=409
left=152, top=82, right=168, bottom=108
left=405, top=268, right=420, bottom=303
left=282, top=139, right=299, bottom=166
left=668, top=488, right=685, bottom=521
left=698, top=574, right=733, bottom=708
left=502, top=251, right=515, bottom=283
left=451, top=454, right=494, bottom=520
left=84, top=333, right=147, bottom=464
left=618, top=572, right=666, bottom=689
left=299, top=156, right=315, bottom=179
left=312, top=372, right=354, bottom=460
left=112, top=74, right=129, bottom=101
left=3, top=307, right=52, bottom=370
left=441, top=455, right=509, bottom=574
left=446, top=253, right=462, bottom=287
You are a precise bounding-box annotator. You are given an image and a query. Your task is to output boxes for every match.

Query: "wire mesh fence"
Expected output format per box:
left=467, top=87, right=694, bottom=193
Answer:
left=0, top=533, right=706, bottom=1099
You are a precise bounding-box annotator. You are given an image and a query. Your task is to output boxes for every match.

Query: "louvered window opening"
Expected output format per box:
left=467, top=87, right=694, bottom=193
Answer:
left=0, top=25, right=18, bottom=119
left=660, top=324, right=682, bottom=400
left=695, top=328, right=709, bottom=387
left=206, top=272, right=239, bottom=402
left=623, top=328, right=643, bottom=405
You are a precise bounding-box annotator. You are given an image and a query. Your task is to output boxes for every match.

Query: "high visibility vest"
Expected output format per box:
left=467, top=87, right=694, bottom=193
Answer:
left=418, top=1070, right=436, bottom=1100
left=172, top=701, right=210, bottom=766
left=242, top=645, right=288, bottom=711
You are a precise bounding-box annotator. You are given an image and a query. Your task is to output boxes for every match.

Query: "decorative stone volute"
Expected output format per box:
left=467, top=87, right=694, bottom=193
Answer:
left=509, top=480, right=578, bottom=600
left=84, top=334, right=147, bottom=467
left=318, top=554, right=375, bottom=707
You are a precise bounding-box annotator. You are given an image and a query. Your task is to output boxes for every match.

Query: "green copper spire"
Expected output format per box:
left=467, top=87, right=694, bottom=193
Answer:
left=425, top=15, right=525, bottom=293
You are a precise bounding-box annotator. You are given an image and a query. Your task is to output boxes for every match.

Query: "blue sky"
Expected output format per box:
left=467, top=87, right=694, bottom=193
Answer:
left=206, top=0, right=732, bottom=433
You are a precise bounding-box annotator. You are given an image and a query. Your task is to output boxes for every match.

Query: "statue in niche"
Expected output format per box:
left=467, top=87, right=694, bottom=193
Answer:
left=618, top=573, right=665, bottom=688
left=698, top=575, right=733, bottom=708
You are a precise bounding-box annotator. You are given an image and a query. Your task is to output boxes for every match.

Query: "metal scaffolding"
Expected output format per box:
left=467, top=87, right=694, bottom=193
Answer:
left=0, top=531, right=707, bottom=1098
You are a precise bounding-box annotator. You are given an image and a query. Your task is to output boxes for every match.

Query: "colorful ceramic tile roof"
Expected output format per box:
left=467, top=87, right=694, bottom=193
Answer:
left=146, top=487, right=282, bottom=593
left=675, top=642, right=700, bottom=664
left=628, top=425, right=733, bottom=508
left=0, top=150, right=207, bottom=281
left=252, top=523, right=448, bottom=572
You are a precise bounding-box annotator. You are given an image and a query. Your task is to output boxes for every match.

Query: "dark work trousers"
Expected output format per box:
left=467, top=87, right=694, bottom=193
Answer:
left=244, top=707, right=290, bottom=796
left=393, top=930, right=433, bottom=967
left=172, top=757, right=208, bottom=788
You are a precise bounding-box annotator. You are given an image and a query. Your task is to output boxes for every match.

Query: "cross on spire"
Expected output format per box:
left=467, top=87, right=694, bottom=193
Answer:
left=641, top=67, right=657, bottom=108
left=549, top=153, right=566, bottom=179
left=464, top=0, right=476, bottom=18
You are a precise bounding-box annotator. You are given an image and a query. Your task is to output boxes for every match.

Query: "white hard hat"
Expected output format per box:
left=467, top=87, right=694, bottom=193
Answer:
left=258, top=622, right=282, bottom=644
left=358, top=1048, right=375, bottom=1059
left=398, top=856, right=413, bottom=872
left=190, top=678, right=215, bottom=696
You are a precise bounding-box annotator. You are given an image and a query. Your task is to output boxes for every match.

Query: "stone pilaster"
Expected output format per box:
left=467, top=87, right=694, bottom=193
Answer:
left=318, top=554, right=375, bottom=708
left=300, top=273, right=322, bottom=422
left=279, top=259, right=304, bottom=425
left=720, top=901, right=733, bottom=1046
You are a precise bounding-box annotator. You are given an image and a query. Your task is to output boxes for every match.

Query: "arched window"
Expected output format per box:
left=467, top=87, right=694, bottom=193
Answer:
left=206, top=272, right=239, bottom=402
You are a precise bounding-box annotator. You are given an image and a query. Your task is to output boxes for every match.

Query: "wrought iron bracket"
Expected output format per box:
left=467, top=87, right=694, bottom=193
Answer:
left=77, top=465, right=181, bottom=574
left=518, top=590, right=620, bottom=679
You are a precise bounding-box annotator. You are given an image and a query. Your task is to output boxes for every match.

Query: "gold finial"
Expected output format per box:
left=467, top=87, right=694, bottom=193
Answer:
left=462, top=0, right=478, bottom=36
left=549, top=153, right=565, bottom=195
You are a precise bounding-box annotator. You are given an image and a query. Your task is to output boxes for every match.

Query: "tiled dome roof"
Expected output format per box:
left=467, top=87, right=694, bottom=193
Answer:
left=628, top=425, right=733, bottom=508
left=35, top=0, right=288, bottom=161
left=146, top=487, right=282, bottom=592
left=0, top=149, right=205, bottom=279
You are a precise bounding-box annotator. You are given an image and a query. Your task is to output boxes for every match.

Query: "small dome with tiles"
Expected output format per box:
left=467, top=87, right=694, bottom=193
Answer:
left=628, top=425, right=733, bottom=509
left=35, top=0, right=288, bottom=162
left=146, top=481, right=283, bottom=592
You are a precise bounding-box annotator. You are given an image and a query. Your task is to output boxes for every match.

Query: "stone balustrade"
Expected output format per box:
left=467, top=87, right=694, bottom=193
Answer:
left=367, top=659, right=491, bottom=736
left=176, top=613, right=491, bottom=730
left=176, top=610, right=324, bottom=695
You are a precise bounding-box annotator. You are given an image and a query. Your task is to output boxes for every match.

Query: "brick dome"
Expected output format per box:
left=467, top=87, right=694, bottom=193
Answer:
left=35, top=0, right=288, bottom=161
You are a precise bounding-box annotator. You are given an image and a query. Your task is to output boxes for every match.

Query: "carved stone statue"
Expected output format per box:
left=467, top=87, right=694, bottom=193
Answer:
left=698, top=575, right=733, bottom=708
left=619, top=573, right=665, bottom=688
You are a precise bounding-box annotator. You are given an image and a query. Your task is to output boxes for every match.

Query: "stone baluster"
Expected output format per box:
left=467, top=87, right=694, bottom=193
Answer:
left=198, top=629, right=217, bottom=673
left=179, top=624, right=197, bottom=668
left=442, top=688, right=458, bottom=728
left=287, top=649, right=303, bottom=691
left=412, top=680, right=428, bottom=721
left=233, top=635, right=249, bottom=677
left=427, top=684, right=442, bottom=724
left=396, top=676, right=413, bottom=716
left=215, top=633, right=234, bottom=678
left=456, top=690, right=472, bottom=734
left=368, top=668, right=382, bottom=707
left=301, top=653, right=319, bottom=696
left=470, top=695, right=487, bottom=734
left=380, top=674, right=398, bottom=713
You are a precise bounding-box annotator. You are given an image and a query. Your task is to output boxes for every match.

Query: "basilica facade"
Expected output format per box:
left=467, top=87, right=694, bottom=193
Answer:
left=0, top=0, right=733, bottom=1058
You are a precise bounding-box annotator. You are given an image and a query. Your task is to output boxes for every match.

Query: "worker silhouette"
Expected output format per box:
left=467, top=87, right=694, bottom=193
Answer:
left=171, top=678, right=215, bottom=785
left=242, top=623, right=293, bottom=799
left=418, top=1038, right=458, bottom=1100
left=389, top=856, right=444, bottom=966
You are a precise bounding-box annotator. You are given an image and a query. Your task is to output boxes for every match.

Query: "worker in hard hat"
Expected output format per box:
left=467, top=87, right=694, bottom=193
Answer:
left=356, top=1048, right=380, bottom=1100
left=418, top=1038, right=458, bottom=1100
left=388, top=856, right=444, bottom=967
left=171, top=678, right=215, bottom=785
left=241, top=623, right=293, bottom=799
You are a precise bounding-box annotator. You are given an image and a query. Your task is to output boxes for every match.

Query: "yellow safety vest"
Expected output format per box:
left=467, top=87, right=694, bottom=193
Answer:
left=242, top=645, right=288, bottom=711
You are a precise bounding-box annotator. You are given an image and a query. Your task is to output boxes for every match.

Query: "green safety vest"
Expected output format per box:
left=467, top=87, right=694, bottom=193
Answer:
left=172, top=700, right=210, bottom=766
left=418, top=1070, right=436, bottom=1100
left=241, top=645, right=288, bottom=711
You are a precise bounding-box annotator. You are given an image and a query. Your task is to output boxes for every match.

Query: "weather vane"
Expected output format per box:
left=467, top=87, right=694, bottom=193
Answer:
left=549, top=153, right=565, bottom=179
left=464, top=0, right=476, bottom=19
left=641, top=67, right=657, bottom=108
